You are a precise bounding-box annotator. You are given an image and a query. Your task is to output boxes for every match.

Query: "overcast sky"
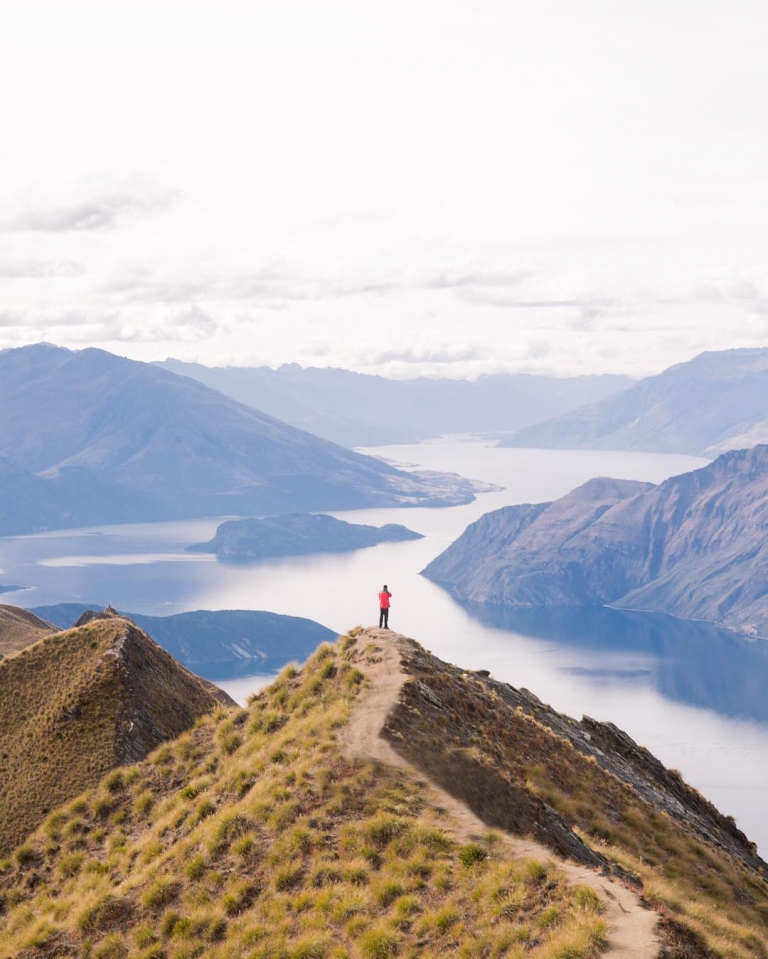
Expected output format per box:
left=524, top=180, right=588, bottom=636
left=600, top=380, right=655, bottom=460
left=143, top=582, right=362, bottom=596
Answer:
left=2, top=1, right=768, bottom=379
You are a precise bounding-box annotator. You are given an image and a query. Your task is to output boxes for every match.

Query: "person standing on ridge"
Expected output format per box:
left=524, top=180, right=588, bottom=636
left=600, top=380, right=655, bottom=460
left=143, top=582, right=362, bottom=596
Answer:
left=378, top=584, right=392, bottom=629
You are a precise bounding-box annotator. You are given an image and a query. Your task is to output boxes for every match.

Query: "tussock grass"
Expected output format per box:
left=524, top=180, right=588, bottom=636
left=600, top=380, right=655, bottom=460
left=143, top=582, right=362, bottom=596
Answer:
left=0, top=633, right=607, bottom=959
left=387, top=647, right=768, bottom=959
left=0, top=618, right=224, bottom=857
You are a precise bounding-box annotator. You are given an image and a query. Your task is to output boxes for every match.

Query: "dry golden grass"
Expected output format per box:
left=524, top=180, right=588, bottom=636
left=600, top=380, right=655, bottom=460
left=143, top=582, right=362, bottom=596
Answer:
left=385, top=647, right=768, bottom=959
left=0, top=634, right=608, bottom=959
left=0, top=603, right=57, bottom=658
left=0, top=618, right=226, bottom=857
left=0, top=621, right=126, bottom=855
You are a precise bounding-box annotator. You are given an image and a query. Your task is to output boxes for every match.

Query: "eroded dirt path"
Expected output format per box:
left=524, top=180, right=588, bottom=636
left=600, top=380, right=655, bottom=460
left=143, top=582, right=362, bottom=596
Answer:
left=343, top=628, right=661, bottom=959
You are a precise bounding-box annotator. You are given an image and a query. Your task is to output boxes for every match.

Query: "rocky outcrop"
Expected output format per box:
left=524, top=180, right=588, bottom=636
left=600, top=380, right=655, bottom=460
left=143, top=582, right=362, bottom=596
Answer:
left=423, top=445, right=768, bottom=637
left=189, top=512, right=423, bottom=560
left=383, top=634, right=767, bottom=880
left=501, top=346, right=768, bottom=456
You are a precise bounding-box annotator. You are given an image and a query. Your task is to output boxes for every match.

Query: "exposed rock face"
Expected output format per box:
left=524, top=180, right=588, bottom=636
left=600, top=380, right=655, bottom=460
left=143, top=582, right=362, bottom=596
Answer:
left=0, top=604, right=58, bottom=659
left=1, top=629, right=766, bottom=957
left=501, top=347, right=768, bottom=456
left=30, top=603, right=336, bottom=677
left=385, top=634, right=767, bottom=880
left=0, top=344, right=489, bottom=535
left=160, top=358, right=633, bottom=447
left=189, top=512, right=423, bottom=560
left=423, top=446, right=768, bottom=637
left=0, top=616, right=233, bottom=854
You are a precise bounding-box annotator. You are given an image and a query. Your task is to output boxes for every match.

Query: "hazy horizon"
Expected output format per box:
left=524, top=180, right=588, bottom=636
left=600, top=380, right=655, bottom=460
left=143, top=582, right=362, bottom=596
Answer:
left=3, top=1, right=768, bottom=379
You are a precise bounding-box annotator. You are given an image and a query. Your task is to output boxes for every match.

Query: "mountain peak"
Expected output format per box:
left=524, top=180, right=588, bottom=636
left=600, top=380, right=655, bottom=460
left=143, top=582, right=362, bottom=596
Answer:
left=502, top=346, right=768, bottom=456
left=425, top=445, right=768, bottom=637
left=0, top=617, right=233, bottom=855
left=0, top=628, right=764, bottom=957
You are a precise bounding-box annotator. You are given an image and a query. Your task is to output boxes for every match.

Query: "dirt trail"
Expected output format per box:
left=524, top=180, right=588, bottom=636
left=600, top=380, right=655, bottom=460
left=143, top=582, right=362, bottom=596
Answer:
left=343, top=629, right=661, bottom=959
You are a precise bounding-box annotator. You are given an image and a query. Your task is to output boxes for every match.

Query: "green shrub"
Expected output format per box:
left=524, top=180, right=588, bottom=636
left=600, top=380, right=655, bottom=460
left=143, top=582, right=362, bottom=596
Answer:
left=359, top=926, right=399, bottom=959
left=59, top=853, right=85, bottom=878
left=105, top=770, right=124, bottom=793
left=363, top=815, right=407, bottom=848
left=375, top=879, right=403, bottom=907
left=458, top=844, right=487, bottom=867
left=185, top=855, right=207, bottom=881
left=291, top=933, right=330, bottom=959
left=222, top=880, right=256, bottom=915
left=134, top=791, right=154, bottom=817
left=274, top=865, right=303, bottom=891
left=93, top=934, right=128, bottom=959
left=142, top=878, right=181, bottom=910
left=14, top=845, right=35, bottom=866
left=77, top=894, right=132, bottom=933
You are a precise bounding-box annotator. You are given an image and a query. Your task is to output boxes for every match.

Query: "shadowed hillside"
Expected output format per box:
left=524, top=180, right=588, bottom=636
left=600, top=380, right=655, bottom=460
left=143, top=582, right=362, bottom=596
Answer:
left=0, top=629, right=765, bottom=957
left=0, top=617, right=233, bottom=855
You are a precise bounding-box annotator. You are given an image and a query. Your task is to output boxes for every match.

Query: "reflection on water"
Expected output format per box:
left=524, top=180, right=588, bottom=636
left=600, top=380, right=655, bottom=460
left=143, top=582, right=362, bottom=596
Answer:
left=462, top=604, right=768, bottom=726
left=1, top=442, right=767, bottom=852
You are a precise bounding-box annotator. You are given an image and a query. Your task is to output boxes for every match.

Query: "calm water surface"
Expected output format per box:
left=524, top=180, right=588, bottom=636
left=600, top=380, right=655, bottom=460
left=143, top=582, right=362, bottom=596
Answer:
left=2, top=442, right=767, bottom=852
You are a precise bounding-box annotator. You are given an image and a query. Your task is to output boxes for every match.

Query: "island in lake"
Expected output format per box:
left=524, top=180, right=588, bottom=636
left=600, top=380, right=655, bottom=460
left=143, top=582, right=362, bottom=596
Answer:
left=189, top=512, right=424, bottom=561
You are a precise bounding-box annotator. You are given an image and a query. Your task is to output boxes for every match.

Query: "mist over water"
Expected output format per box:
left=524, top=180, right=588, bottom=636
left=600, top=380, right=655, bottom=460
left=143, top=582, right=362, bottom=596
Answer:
left=1, top=441, right=767, bottom=853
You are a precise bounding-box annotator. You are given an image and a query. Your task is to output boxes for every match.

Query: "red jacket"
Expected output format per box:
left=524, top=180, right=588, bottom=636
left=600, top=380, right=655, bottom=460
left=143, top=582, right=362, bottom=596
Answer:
left=378, top=590, right=392, bottom=609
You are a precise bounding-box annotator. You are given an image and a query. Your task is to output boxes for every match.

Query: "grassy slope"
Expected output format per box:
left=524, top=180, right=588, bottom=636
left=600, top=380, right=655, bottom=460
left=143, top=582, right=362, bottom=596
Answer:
left=385, top=645, right=768, bottom=958
left=0, top=620, right=228, bottom=857
left=1, top=629, right=765, bottom=958
left=0, top=634, right=607, bottom=959
left=0, top=604, right=57, bottom=658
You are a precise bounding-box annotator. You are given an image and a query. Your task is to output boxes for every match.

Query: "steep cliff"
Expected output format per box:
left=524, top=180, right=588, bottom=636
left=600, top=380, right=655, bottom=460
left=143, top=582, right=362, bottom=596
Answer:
left=424, top=446, right=768, bottom=637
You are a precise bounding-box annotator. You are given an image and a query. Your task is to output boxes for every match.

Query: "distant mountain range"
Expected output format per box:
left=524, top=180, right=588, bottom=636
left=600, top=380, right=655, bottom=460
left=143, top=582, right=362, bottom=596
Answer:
left=28, top=604, right=335, bottom=678
left=502, top=348, right=768, bottom=456
left=159, top=358, right=633, bottom=447
left=190, top=512, right=423, bottom=561
left=0, top=344, right=489, bottom=535
left=423, top=445, right=768, bottom=638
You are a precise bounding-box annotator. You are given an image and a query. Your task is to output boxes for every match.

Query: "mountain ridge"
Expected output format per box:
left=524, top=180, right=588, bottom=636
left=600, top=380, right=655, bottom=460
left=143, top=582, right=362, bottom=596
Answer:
left=501, top=347, right=768, bottom=456
left=0, top=604, right=58, bottom=659
left=159, top=358, right=634, bottom=447
left=423, top=444, right=768, bottom=637
left=0, top=344, right=488, bottom=535
left=27, top=603, right=336, bottom=678
left=0, top=615, right=233, bottom=855
left=0, top=628, right=765, bottom=957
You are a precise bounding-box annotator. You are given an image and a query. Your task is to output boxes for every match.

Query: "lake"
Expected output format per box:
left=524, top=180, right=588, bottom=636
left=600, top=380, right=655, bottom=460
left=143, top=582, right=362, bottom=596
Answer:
left=1, top=441, right=767, bottom=853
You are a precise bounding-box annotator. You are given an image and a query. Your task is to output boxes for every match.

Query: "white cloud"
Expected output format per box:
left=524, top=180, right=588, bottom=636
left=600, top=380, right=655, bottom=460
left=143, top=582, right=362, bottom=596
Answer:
left=1, top=2, right=768, bottom=377
left=5, top=177, right=180, bottom=233
left=0, top=258, right=84, bottom=278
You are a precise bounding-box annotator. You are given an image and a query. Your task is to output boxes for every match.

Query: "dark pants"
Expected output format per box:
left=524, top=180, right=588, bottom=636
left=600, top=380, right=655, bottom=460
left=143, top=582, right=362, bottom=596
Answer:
left=379, top=607, right=389, bottom=628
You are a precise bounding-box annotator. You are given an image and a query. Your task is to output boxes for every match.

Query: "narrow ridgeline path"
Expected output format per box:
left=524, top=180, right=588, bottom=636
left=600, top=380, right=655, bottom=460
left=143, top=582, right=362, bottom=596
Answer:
left=344, top=628, right=660, bottom=959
